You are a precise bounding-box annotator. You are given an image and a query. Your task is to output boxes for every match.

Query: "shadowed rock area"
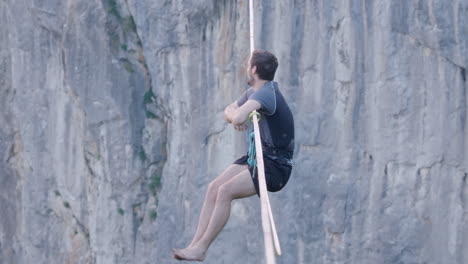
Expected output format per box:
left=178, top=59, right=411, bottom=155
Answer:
left=1, top=0, right=467, bottom=263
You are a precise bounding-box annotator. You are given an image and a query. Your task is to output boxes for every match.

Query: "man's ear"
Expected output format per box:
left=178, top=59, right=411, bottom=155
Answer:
left=252, top=65, right=257, bottom=75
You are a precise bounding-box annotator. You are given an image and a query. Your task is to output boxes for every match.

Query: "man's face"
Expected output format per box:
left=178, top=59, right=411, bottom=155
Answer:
left=246, top=59, right=255, bottom=86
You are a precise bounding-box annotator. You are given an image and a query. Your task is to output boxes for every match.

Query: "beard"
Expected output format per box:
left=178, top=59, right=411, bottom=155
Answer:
left=247, top=73, right=254, bottom=86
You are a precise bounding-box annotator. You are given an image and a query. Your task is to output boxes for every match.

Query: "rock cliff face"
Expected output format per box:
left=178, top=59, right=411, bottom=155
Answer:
left=1, top=0, right=467, bottom=263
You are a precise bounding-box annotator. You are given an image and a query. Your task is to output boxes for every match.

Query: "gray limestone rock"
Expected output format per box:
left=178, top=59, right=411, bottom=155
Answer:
left=0, top=0, right=467, bottom=263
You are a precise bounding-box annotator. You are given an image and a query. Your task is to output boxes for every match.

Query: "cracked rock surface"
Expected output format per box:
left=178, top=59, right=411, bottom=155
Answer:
left=1, top=0, right=467, bottom=263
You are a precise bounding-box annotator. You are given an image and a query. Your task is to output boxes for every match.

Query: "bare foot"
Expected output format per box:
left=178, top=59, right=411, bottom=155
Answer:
left=173, top=246, right=206, bottom=262
left=172, top=249, right=183, bottom=260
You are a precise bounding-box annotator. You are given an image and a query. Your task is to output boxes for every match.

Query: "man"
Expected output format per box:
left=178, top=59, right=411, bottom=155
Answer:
left=173, top=50, right=294, bottom=261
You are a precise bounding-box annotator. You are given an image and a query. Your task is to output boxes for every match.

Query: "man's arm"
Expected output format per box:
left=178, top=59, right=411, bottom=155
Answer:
left=224, top=101, right=239, bottom=123
left=227, top=100, right=261, bottom=126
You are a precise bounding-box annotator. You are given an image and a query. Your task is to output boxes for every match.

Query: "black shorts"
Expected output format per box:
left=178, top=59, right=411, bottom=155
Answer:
left=233, top=154, right=292, bottom=196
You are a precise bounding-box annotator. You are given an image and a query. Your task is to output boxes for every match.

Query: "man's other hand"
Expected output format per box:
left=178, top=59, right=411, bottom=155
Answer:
left=233, top=124, right=248, bottom=131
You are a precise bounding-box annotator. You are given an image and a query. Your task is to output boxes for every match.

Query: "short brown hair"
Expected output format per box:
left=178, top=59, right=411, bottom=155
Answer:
left=250, top=50, right=278, bottom=81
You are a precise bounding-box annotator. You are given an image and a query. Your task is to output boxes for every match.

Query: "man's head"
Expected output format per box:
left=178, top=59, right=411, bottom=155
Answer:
left=247, top=50, right=278, bottom=86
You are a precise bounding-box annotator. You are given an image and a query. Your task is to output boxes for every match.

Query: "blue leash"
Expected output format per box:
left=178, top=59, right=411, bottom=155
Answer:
left=247, top=131, right=256, bottom=167
left=248, top=111, right=262, bottom=178
left=248, top=131, right=257, bottom=179
left=247, top=111, right=261, bottom=178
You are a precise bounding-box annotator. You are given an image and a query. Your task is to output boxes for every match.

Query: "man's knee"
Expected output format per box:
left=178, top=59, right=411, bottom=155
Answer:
left=216, top=184, right=233, bottom=202
left=208, top=169, right=230, bottom=192
left=207, top=180, right=221, bottom=195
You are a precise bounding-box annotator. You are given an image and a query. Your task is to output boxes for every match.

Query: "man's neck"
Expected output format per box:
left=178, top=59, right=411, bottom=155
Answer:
left=252, top=79, right=268, bottom=91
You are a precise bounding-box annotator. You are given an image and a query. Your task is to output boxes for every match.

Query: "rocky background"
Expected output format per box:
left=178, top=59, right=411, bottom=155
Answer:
left=1, top=0, right=467, bottom=263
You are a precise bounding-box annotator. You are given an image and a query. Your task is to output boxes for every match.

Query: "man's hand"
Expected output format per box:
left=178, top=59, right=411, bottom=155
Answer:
left=233, top=123, right=248, bottom=131
left=224, top=102, right=248, bottom=131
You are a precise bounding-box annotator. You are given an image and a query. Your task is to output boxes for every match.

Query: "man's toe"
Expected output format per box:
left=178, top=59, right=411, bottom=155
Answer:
left=173, top=248, right=184, bottom=260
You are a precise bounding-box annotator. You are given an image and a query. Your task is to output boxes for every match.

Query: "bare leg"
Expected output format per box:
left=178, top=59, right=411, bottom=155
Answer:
left=186, top=164, right=247, bottom=247
left=174, top=169, right=256, bottom=261
left=173, top=164, right=248, bottom=260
